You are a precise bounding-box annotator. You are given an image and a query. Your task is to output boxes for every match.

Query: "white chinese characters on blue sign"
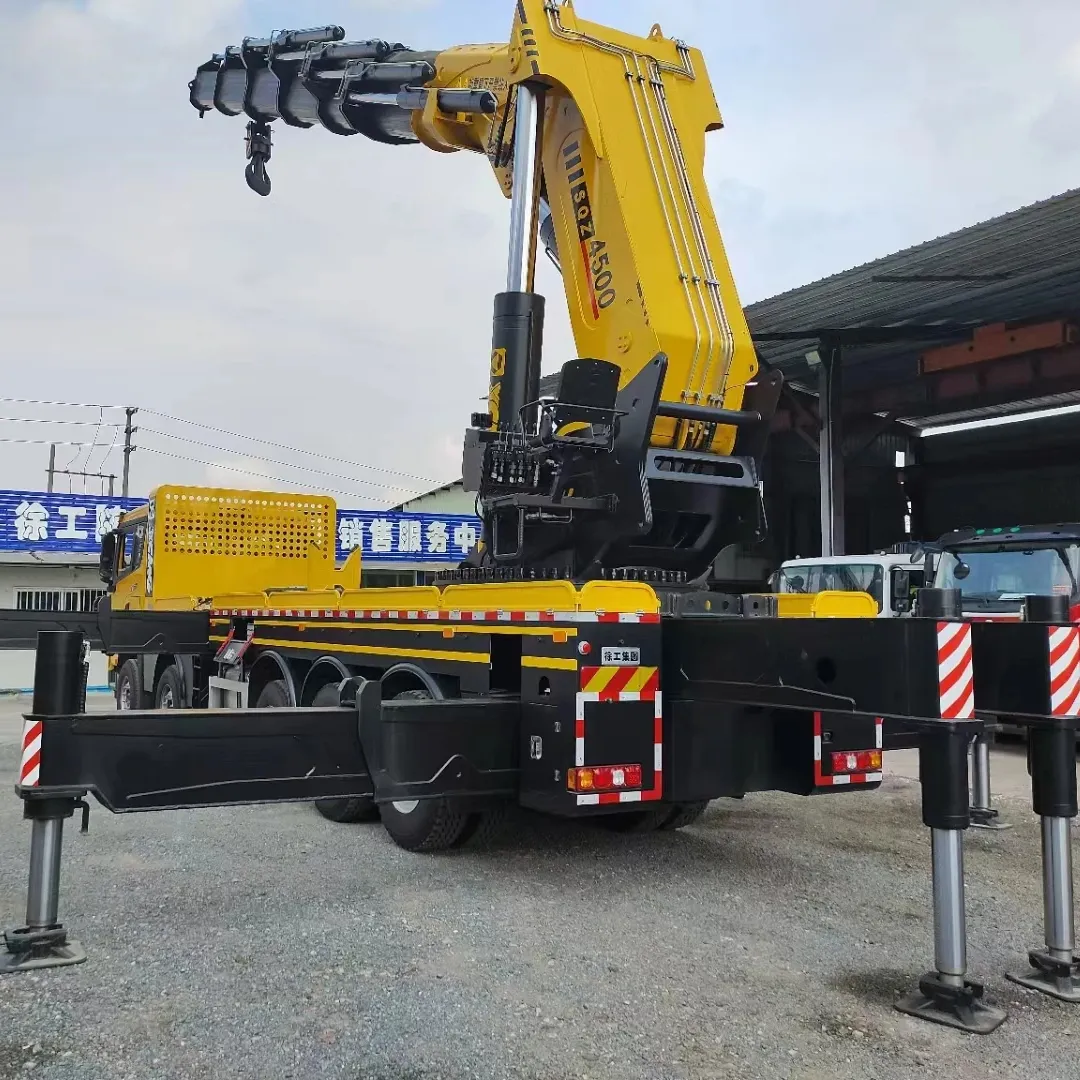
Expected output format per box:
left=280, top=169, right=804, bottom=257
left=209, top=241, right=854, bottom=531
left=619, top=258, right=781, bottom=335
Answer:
left=336, top=513, right=479, bottom=562
left=9, top=495, right=133, bottom=551
left=1, top=490, right=481, bottom=564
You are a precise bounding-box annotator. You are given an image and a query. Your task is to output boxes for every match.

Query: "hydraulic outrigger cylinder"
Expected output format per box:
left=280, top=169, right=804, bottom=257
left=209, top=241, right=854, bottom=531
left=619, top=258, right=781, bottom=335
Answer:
left=0, top=632, right=88, bottom=973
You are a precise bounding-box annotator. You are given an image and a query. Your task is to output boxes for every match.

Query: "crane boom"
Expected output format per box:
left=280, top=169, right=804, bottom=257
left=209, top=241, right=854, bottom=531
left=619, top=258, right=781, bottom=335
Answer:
left=189, top=0, right=781, bottom=579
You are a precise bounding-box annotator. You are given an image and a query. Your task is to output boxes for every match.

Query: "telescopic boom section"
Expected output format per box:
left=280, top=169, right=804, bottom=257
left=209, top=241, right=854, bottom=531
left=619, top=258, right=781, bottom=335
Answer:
left=188, top=1, right=759, bottom=455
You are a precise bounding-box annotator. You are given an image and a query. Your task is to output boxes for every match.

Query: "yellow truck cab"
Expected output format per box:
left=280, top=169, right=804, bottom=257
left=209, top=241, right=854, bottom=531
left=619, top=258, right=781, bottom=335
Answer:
left=98, top=485, right=360, bottom=708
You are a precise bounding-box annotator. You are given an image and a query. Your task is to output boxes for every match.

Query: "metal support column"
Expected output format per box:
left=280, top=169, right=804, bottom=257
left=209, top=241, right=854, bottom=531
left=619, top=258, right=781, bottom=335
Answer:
left=506, top=82, right=543, bottom=296
left=895, top=718, right=1007, bottom=1032
left=487, top=82, right=546, bottom=436
left=969, top=728, right=1009, bottom=830
left=1007, top=592, right=1080, bottom=1000
left=817, top=344, right=845, bottom=556
left=1, top=631, right=89, bottom=974
left=896, top=587, right=1006, bottom=1032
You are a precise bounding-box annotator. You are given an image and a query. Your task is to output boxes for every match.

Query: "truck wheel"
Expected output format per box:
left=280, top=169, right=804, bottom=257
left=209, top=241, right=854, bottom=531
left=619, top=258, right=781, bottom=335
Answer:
left=660, top=801, right=710, bottom=830
left=115, top=659, right=145, bottom=711
left=154, top=664, right=184, bottom=709
left=309, top=682, right=380, bottom=824
left=454, top=803, right=510, bottom=848
left=254, top=679, right=291, bottom=708
left=377, top=688, right=471, bottom=852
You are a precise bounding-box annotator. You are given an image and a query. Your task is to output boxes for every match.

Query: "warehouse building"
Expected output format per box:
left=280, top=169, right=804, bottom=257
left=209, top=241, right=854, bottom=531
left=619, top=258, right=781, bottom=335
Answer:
left=749, top=186, right=1080, bottom=565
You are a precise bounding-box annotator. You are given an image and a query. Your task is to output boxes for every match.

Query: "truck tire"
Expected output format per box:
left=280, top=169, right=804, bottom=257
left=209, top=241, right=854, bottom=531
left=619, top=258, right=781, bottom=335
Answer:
left=115, top=659, right=145, bottom=711
left=454, top=802, right=510, bottom=848
left=309, top=682, right=380, bottom=824
left=154, top=664, right=184, bottom=709
left=660, top=801, right=709, bottom=830
left=377, top=689, right=471, bottom=852
left=254, top=679, right=291, bottom=708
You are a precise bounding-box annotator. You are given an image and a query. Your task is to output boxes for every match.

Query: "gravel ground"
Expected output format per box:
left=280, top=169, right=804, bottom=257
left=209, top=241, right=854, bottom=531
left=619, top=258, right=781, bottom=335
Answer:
left=1, top=696, right=1078, bottom=1080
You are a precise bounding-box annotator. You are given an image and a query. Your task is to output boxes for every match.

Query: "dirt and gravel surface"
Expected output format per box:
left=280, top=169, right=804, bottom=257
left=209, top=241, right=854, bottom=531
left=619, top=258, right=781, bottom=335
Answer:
left=0, top=695, right=1077, bottom=1080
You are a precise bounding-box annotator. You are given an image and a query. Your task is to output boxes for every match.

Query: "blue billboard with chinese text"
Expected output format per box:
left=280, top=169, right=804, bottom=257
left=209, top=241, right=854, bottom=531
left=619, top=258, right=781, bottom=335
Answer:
left=0, top=490, right=481, bottom=564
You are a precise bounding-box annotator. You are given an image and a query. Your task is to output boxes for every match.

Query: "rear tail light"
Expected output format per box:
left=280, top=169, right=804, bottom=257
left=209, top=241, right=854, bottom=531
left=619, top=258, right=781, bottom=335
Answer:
left=831, top=749, right=882, bottom=775
left=567, top=763, right=642, bottom=792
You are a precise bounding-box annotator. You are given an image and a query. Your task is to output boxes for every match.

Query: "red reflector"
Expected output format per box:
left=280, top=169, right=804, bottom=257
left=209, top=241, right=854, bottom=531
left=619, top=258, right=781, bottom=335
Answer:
left=567, top=763, right=643, bottom=792
left=831, top=749, right=882, bottom=774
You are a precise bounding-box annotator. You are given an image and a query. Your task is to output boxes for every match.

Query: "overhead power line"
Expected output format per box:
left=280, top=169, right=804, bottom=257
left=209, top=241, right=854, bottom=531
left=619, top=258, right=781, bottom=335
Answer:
left=0, top=436, right=123, bottom=448
left=0, top=397, right=443, bottom=494
left=142, top=408, right=439, bottom=486
left=139, top=427, right=426, bottom=495
left=0, top=416, right=108, bottom=427
left=139, top=447, right=395, bottom=503
left=0, top=396, right=127, bottom=411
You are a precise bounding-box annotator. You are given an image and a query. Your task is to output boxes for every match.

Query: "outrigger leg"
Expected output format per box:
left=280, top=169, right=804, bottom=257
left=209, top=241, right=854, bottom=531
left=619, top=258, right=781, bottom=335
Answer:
left=1002, top=604, right=1080, bottom=997
left=896, top=716, right=1007, bottom=1033
left=1, top=631, right=88, bottom=974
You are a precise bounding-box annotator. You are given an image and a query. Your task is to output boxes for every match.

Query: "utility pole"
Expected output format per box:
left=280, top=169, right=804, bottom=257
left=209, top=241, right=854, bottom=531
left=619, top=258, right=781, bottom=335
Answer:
left=47, top=468, right=118, bottom=495
left=46, top=444, right=56, bottom=493
left=122, top=407, right=138, bottom=499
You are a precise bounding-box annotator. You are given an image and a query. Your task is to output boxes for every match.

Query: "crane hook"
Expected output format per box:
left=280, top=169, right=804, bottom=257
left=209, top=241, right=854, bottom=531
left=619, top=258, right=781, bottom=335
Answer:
left=244, top=120, right=273, bottom=197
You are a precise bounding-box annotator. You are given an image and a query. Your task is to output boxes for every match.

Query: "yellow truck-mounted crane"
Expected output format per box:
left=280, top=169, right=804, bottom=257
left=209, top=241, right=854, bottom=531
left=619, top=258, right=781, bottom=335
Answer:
left=189, top=1, right=780, bottom=578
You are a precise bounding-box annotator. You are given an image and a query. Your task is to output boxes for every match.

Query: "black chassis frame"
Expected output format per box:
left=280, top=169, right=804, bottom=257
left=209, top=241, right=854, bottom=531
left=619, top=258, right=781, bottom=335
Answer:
left=12, top=598, right=972, bottom=820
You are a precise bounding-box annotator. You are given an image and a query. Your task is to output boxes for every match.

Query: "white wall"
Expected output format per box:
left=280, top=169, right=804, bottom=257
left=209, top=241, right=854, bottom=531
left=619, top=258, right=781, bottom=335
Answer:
left=398, top=482, right=475, bottom=515
left=0, top=561, right=110, bottom=693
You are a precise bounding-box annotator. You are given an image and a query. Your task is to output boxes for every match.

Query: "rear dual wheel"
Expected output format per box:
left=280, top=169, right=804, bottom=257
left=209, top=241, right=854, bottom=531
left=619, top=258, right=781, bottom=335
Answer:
left=252, top=679, right=380, bottom=824
left=377, top=689, right=508, bottom=853
left=307, top=682, right=381, bottom=824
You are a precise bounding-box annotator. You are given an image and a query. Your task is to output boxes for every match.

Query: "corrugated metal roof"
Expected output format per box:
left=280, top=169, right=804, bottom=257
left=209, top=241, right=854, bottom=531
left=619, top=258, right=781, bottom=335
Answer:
left=746, top=187, right=1080, bottom=380
left=532, top=190, right=1080, bottom=417
left=900, top=390, right=1080, bottom=430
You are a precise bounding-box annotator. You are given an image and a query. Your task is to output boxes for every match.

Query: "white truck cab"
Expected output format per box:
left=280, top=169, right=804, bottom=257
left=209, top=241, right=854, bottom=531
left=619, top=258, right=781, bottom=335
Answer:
left=772, top=550, right=925, bottom=618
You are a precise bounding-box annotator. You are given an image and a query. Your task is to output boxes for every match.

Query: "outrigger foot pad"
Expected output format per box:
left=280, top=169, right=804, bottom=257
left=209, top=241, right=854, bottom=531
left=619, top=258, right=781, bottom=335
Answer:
left=1007, top=950, right=1080, bottom=1003
left=969, top=806, right=1011, bottom=831
left=0, top=925, right=86, bottom=974
left=895, top=972, right=1007, bottom=1034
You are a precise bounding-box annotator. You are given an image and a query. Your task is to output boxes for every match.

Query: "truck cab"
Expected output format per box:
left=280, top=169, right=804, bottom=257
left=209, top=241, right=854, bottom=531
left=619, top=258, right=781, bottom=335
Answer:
left=930, top=524, right=1080, bottom=621
left=98, top=506, right=150, bottom=609
left=772, top=552, right=925, bottom=618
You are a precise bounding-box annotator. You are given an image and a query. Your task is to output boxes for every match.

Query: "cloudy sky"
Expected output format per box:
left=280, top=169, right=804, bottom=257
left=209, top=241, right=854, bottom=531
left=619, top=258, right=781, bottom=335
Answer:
left=1, top=0, right=1078, bottom=507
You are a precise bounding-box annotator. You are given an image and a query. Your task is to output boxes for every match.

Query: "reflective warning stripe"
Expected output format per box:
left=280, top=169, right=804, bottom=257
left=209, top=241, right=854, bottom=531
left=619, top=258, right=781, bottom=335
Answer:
left=19, top=718, right=42, bottom=787
left=937, top=621, right=975, bottom=720
left=1049, top=625, right=1080, bottom=717
left=211, top=608, right=660, bottom=624
left=574, top=676, right=663, bottom=806
left=579, top=665, right=659, bottom=699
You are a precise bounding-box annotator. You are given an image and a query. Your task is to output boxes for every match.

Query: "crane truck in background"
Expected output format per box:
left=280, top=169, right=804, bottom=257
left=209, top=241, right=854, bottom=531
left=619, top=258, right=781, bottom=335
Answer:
left=13, top=2, right=975, bottom=857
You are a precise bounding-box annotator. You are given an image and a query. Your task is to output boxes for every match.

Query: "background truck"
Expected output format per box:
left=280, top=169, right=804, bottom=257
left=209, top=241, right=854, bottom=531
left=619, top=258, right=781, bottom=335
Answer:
left=772, top=550, right=925, bottom=618
left=928, top=524, right=1080, bottom=622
